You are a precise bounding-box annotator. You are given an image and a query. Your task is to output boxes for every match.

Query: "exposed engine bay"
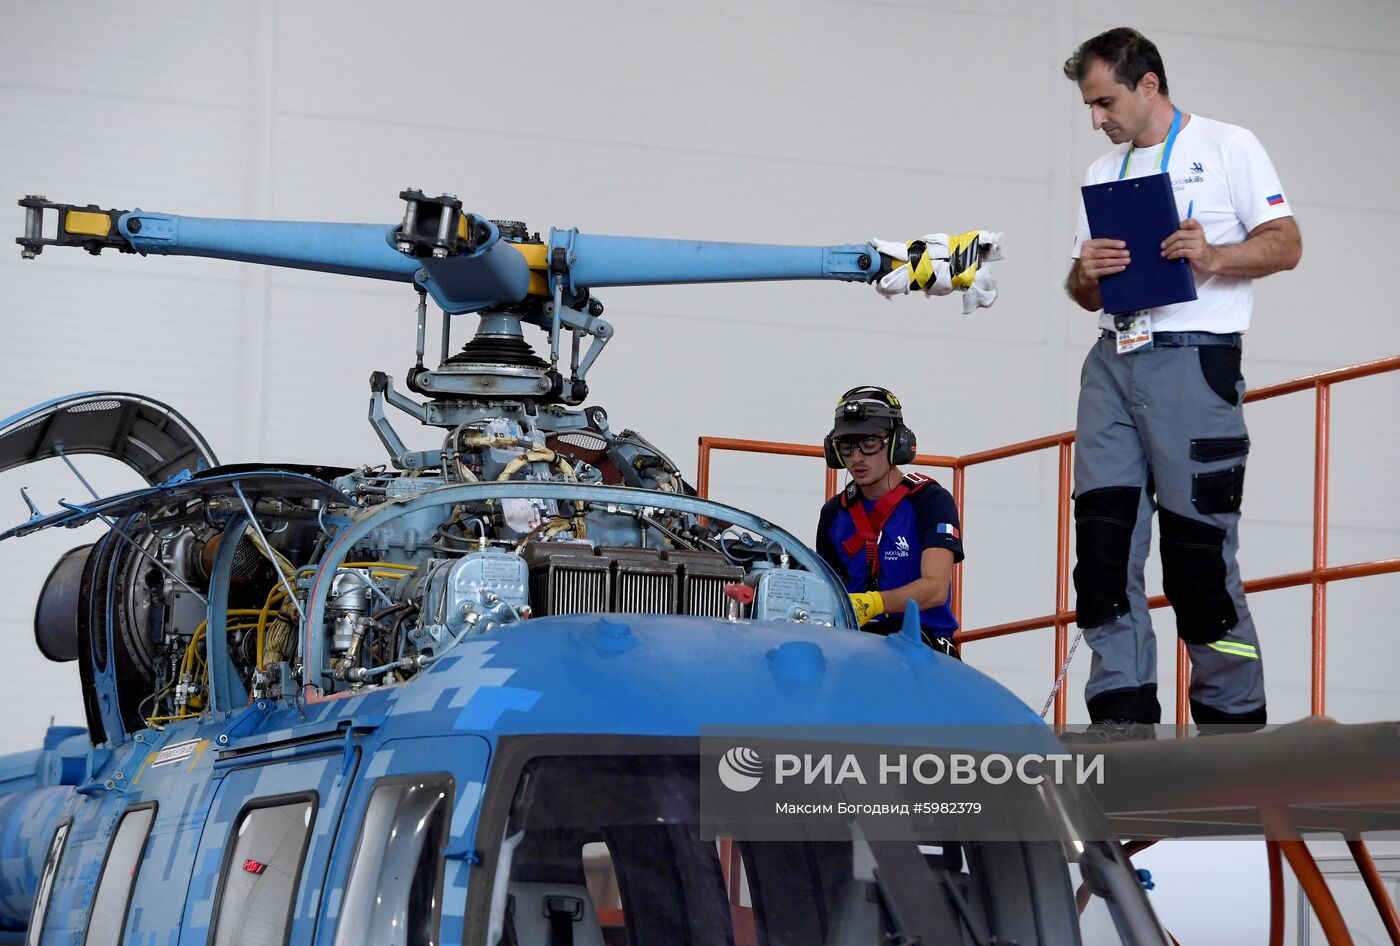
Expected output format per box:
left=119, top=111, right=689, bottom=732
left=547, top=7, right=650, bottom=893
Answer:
left=27, top=395, right=841, bottom=737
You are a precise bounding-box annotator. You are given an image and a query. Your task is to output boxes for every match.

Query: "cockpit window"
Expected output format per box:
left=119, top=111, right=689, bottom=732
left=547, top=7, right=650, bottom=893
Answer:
left=25, top=819, right=70, bottom=946
left=210, top=794, right=316, bottom=946
left=84, top=803, right=156, bottom=946
left=333, top=776, right=454, bottom=946
left=480, top=748, right=1166, bottom=946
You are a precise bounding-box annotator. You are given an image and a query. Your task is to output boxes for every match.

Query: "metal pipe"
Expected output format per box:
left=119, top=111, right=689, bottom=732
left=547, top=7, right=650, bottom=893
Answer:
left=1261, top=808, right=1354, bottom=946
left=1054, top=443, right=1072, bottom=726
left=959, top=558, right=1400, bottom=642
left=950, top=465, right=965, bottom=631
left=957, top=431, right=1076, bottom=466
left=696, top=436, right=956, bottom=471
left=1245, top=354, right=1400, bottom=402
left=1267, top=840, right=1284, bottom=946
left=1345, top=838, right=1400, bottom=944
left=695, top=440, right=711, bottom=499
left=52, top=445, right=101, bottom=501
left=414, top=289, right=427, bottom=367
left=1313, top=382, right=1331, bottom=716
left=1177, top=640, right=1190, bottom=731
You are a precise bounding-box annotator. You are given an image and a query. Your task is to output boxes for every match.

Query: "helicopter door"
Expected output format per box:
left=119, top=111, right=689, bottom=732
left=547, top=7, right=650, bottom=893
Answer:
left=0, top=391, right=217, bottom=485
left=318, top=735, right=491, bottom=946
left=175, top=746, right=361, bottom=946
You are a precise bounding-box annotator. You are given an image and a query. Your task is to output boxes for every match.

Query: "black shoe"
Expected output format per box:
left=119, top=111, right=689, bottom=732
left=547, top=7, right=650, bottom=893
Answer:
left=1060, top=720, right=1158, bottom=744
left=1195, top=722, right=1267, bottom=737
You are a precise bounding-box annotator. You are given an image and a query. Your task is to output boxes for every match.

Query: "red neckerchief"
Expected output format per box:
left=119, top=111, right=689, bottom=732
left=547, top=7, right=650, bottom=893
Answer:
left=840, top=473, right=931, bottom=586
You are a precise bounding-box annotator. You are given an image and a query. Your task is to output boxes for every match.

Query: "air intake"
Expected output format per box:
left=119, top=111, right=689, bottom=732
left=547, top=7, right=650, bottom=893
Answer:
left=667, top=551, right=745, bottom=618
left=523, top=545, right=610, bottom=617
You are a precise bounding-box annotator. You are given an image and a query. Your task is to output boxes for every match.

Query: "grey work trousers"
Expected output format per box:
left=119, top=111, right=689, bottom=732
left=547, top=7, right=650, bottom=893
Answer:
left=1072, top=335, right=1266, bottom=725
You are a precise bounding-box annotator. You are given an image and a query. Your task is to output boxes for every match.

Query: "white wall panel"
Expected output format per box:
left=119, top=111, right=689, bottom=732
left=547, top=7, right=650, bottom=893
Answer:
left=272, top=0, right=1057, bottom=184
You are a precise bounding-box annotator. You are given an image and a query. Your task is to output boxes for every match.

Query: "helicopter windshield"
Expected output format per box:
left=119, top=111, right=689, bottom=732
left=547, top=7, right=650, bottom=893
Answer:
left=475, top=742, right=1167, bottom=946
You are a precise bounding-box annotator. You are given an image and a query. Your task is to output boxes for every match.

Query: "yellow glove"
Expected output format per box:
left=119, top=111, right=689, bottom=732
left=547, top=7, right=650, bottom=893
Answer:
left=849, top=591, right=885, bottom=628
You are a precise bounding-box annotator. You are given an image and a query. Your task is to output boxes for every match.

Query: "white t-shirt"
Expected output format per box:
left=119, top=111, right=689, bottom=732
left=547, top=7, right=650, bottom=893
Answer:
left=1072, top=114, right=1293, bottom=333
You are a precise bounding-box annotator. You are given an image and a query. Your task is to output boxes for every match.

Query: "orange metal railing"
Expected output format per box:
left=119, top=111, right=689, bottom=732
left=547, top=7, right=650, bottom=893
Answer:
left=696, top=355, right=1400, bottom=728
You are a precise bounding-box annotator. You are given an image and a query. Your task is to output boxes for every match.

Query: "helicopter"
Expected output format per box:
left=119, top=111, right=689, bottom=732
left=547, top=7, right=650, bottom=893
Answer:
left=0, top=190, right=1173, bottom=946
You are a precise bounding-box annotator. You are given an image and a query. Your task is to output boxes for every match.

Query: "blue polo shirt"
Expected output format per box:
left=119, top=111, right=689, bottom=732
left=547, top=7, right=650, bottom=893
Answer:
left=816, top=480, right=964, bottom=638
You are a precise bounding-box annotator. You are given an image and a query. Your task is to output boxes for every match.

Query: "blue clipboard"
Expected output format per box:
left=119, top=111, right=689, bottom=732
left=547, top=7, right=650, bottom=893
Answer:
left=1081, top=171, right=1197, bottom=314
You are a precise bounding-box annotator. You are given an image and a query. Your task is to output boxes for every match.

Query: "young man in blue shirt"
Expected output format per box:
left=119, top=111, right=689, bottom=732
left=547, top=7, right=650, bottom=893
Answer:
left=816, top=386, right=965, bottom=658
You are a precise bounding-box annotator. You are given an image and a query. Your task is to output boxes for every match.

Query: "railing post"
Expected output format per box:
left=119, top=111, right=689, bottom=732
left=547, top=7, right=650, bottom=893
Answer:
left=1262, top=809, right=1355, bottom=946
left=953, top=465, right=966, bottom=630
left=696, top=438, right=711, bottom=499
left=1266, top=840, right=1284, bottom=946
left=1054, top=442, right=1072, bottom=727
left=1313, top=382, right=1331, bottom=716
left=1177, top=640, right=1190, bottom=731
left=1346, top=839, right=1400, bottom=942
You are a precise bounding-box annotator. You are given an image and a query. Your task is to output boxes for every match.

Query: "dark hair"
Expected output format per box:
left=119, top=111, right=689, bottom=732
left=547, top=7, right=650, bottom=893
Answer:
left=1063, top=27, right=1168, bottom=96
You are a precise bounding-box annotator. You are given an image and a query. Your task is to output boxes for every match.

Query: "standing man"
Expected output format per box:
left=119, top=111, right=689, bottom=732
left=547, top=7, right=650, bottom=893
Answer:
left=816, top=386, right=964, bottom=658
left=1064, top=28, right=1301, bottom=734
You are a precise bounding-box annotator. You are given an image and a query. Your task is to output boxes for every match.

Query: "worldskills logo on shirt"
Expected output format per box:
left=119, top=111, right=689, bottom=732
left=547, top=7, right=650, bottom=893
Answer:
left=885, top=535, right=911, bottom=562
left=1174, top=161, right=1204, bottom=188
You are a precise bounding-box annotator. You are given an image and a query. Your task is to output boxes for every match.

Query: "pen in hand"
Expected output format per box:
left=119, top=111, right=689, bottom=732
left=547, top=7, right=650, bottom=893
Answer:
left=1163, top=200, right=1196, bottom=262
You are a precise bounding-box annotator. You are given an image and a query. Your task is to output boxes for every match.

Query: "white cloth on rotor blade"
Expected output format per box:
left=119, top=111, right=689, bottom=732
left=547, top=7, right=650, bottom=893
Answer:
left=871, top=232, right=1003, bottom=313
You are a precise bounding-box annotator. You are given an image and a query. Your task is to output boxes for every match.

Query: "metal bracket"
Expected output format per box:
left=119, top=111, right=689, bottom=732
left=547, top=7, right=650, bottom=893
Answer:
left=368, top=371, right=418, bottom=469
left=822, top=244, right=878, bottom=281
left=16, top=196, right=135, bottom=258
left=19, top=487, right=42, bottom=522
left=217, top=699, right=273, bottom=747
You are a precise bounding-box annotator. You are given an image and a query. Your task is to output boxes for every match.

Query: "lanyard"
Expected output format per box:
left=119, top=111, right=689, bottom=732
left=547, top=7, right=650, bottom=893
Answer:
left=1118, top=107, right=1182, bottom=180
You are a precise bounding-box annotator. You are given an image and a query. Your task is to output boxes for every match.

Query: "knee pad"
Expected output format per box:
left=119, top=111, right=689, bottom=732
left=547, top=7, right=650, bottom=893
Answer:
left=1087, top=685, right=1161, bottom=724
left=1073, top=486, right=1140, bottom=628
left=1190, top=698, right=1266, bottom=731
left=1159, top=507, right=1239, bottom=644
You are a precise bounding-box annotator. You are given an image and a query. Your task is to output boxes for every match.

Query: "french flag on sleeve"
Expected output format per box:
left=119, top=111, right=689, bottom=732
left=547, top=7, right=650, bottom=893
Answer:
left=937, top=523, right=960, bottom=539
left=1266, top=193, right=1286, bottom=206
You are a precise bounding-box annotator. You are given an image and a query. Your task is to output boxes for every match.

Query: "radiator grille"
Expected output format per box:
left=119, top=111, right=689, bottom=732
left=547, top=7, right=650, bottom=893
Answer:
left=614, top=561, right=679, bottom=614
left=523, top=547, right=742, bottom=618
left=669, top=551, right=745, bottom=618
left=523, top=546, right=611, bottom=617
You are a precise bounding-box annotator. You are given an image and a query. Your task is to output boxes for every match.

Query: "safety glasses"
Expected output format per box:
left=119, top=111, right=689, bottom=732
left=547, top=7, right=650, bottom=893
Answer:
left=835, top=436, right=888, bottom=458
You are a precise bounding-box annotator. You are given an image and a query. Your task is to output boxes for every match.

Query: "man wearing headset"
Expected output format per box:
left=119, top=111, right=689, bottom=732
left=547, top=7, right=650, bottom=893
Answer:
left=816, top=387, right=964, bottom=658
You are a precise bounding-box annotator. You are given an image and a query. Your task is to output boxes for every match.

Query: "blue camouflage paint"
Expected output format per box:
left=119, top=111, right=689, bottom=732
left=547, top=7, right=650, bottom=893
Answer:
left=1, top=601, right=1046, bottom=943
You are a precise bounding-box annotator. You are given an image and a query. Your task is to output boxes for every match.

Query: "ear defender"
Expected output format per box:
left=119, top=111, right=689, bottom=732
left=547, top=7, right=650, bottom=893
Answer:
left=823, top=431, right=845, bottom=470
left=889, top=426, right=917, bottom=465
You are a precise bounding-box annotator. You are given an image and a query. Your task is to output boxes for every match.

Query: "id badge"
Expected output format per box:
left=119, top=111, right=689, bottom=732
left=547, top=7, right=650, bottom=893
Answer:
left=1114, top=311, right=1153, bottom=354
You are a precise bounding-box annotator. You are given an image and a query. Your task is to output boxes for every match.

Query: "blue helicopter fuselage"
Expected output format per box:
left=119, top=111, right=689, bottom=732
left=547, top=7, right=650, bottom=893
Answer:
left=0, top=614, right=1046, bottom=945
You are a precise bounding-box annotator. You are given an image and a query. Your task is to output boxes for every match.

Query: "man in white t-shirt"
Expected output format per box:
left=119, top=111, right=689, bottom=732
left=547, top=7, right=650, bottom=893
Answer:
left=1062, top=27, right=1302, bottom=737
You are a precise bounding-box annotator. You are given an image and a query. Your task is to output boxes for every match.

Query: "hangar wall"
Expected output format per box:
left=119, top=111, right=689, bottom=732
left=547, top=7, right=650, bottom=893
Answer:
left=0, top=0, right=1396, bottom=742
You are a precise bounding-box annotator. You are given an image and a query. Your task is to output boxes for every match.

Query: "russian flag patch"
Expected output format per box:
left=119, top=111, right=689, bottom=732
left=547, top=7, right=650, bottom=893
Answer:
left=937, top=523, right=960, bottom=539
left=1266, top=193, right=1285, bottom=206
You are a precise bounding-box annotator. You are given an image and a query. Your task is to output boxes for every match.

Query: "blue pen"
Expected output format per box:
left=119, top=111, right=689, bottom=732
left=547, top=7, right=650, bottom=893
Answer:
left=1186, top=199, right=1194, bottom=220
